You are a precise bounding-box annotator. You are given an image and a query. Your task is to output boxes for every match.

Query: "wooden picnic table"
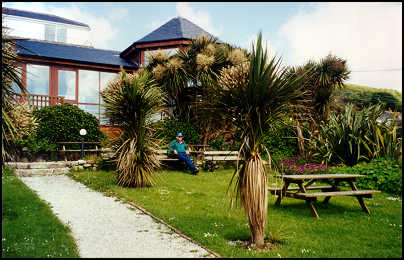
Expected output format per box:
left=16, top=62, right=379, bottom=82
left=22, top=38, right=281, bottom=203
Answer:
left=269, top=174, right=380, bottom=219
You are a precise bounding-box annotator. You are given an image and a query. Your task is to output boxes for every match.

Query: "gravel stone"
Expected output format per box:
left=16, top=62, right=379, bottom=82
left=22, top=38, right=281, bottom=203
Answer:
left=19, top=175, right=216, bottom=258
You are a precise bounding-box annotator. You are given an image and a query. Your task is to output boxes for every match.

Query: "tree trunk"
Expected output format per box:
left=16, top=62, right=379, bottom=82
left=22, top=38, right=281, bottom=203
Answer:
left=296, top=119, right=305, bottom=158
left=242, top=154, right=268, bottom=249
left=251, top=224, right=266, bottom=248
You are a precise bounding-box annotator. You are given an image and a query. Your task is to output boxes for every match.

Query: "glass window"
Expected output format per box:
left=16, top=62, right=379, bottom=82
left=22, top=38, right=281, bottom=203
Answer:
left=99, top=105, right=109, bottom=125
left=57, top=27, right=67, bottom=43
left=78, top=104, right=99, bottom=120
left=58, top=70, right=76, bottom=100
left=100, top=72, right=117, bottom=104
left=143, top=48, right=178, bottom=66
left=26, top=64, right=49, bottom=95
left=45, top=24, right=56, bottom=41
left=11, top=66, right=24, bottom=94
left=79, top=70, right=99, bottom=103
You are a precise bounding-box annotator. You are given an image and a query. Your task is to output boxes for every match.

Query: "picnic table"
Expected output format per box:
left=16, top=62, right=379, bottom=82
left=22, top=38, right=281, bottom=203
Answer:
left=269, top=174, right=380, bottom=219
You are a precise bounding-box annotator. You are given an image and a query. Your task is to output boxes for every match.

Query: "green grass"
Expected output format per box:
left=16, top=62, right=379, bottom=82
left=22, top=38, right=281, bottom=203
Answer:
left=2, top=168, right=80, bottom=258
left=68, top=168, right=402, bottom=258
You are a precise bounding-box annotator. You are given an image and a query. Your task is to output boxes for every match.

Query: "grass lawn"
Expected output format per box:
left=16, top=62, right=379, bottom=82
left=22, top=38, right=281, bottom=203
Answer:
left=2, top=168, right=80, bottom=258
left=68, top=167, right=402, bottom=258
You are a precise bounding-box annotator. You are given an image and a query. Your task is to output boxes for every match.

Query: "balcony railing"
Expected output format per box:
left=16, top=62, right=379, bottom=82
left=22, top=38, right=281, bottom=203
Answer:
left=11, top=93, right=65, bottom=109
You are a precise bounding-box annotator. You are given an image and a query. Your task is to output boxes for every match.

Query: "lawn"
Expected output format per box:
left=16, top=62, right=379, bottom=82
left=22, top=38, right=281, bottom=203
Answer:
left=2, top=168, right=80, bottom=258
left=68, top=168, right=402, bottom=258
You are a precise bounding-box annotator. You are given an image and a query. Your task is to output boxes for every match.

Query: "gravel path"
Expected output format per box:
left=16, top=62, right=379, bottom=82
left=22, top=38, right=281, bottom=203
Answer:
left=19, top=175, right=216, bottom=258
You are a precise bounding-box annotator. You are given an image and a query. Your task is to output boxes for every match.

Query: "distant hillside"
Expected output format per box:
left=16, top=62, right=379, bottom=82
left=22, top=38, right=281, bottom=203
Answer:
left=332, top=84, right=402, bottom=112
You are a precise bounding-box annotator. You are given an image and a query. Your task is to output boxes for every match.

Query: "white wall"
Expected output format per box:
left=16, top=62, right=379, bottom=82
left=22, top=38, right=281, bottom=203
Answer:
left=3, top=14, right=92, bottom=46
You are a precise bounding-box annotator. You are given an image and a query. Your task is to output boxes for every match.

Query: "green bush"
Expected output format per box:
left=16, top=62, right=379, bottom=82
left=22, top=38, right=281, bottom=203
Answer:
left=154, top=119, right=200, bottom=145
left=331, top=157, right=402, bottom=195
left=208, top=134, right=241, bottom=151
left=33, top=103, right=106, bottom=149
left=15, top=135, right=56, bottom=158
left=312, top=103, right=402, bottom=166
left=262, top=123, right=298, bottom=159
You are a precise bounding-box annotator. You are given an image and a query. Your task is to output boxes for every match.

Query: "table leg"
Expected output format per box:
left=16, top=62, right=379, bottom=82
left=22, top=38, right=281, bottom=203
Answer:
left=348, top=180, right=370, bottom=214
left=306, top=199, right=320, bottom=219
left=323, top=180, right=339, bottom=204
left=275, top=181, right=290, bottom=206
left=298, top=182, right=321, bottom=219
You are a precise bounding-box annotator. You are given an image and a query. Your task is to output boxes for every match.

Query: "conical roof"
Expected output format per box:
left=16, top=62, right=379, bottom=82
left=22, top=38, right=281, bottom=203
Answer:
left=135, top=17, right=217, bottom=44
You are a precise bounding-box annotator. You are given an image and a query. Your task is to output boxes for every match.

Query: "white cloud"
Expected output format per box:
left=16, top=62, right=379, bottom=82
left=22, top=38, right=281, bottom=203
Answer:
left=175, top=2, right=223, bottom=37
left=278, top=2, right=402, bottom=92
left=5, top=2, right=118, bottom=50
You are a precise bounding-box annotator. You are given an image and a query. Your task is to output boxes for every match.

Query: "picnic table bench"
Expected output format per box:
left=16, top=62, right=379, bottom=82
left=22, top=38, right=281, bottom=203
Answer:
left=269, top=174, right=380, bottom=219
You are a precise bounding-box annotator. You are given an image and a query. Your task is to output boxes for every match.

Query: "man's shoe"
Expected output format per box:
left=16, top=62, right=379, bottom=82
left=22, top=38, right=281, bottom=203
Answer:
left=192, top=168, right=199, bottom=175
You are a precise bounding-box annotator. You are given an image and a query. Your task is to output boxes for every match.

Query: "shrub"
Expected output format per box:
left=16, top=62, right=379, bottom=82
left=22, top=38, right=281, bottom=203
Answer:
left=311, top=103, right=402, bottom=166
left=331, top=157, right=402, bottom=195
left=208, top=134, right=241, bottom=151
left=154, top=118, right=200, bottom=145
left=262, top=123, right=298, bottom=159
left=33, top=103, right=106, bottom=149
left=15, top=134, right=56, bottom=158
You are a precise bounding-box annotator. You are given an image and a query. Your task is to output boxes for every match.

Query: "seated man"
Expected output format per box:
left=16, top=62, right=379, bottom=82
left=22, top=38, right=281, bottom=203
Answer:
left=168, top=133, right=199, bottom=175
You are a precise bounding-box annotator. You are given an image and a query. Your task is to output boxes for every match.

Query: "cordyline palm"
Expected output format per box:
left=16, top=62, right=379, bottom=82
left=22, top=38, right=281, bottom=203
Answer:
left=101, top=69, right=165, bottom=187
left=314, top=54, right=350, bottom=122
left=2, top=26, right=27, bottom=166
left=217, top=32, right=308, bottom=248
left=174, top=35, right=232, bottom=142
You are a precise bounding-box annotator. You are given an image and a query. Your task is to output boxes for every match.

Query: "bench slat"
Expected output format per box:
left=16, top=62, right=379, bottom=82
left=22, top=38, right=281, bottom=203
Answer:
left=295, top=190, right=380, bottom=197
left=204, top=151, right=238, bottom=155
left=268, top=185, right=334, bottom=192
left=205, top=156, right=239, bottom=161
left=58, top=149, right=102, bottom=152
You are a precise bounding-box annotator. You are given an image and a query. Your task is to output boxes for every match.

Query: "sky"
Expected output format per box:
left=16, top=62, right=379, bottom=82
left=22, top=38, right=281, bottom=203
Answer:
left=3, top=2, right=402, bottom=93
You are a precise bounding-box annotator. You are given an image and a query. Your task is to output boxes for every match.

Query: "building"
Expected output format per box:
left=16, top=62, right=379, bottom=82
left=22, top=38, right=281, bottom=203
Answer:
left=2, top=7, right=219, bottom=136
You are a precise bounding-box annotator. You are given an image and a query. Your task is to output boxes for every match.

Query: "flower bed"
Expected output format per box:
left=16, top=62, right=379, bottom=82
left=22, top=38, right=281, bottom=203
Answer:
left=279, top=156, right=330, bottom=175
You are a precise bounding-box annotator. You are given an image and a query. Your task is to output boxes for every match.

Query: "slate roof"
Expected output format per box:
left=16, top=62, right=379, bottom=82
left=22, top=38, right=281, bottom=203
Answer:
left=136, top=17, right=217, bottom=44
left=16, top=39, right=138, bottom=68
left=2, top=7, right=90, bottom=28
left=121, top=17, right=221, bottom=57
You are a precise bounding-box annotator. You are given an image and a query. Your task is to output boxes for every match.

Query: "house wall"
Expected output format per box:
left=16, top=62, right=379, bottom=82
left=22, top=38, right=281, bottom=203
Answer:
left=3, top=15, right=91, bottom=46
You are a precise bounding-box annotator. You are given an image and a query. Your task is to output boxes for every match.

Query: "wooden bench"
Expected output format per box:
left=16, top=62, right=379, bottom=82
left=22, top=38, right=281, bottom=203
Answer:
left=203, top=151, right=239, bottom=172
left=157, top=149, right=179, bottom=162
left=293, top=190, right=380, bottom=199
left=55, top=142, right=102, bottom=161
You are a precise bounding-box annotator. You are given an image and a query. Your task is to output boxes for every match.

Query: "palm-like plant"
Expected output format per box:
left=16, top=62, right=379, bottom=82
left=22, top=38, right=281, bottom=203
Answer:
left=314, top=54, right=350, bottom=121
left=2, top=26, right=26, bottom=166
left=101, top=69, right=165, bottom=187
left=314, top=103, right=402, bottom=166
left=217, top=32, right=309, bottom=248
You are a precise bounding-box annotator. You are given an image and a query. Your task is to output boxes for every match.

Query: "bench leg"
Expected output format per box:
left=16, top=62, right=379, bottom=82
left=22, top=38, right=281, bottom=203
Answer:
left=355, top=196, right=370, bottom=214
left=347, top=180, right=370, bottom=214
left=323, top=196, right=331, bottom=204
left=306, top=199, right=321, bottom=219
left=275, top=182, right=289, bottom=206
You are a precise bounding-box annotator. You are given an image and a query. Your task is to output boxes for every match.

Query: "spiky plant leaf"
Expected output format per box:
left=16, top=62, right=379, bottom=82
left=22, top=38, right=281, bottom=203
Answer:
left=101, top=69, right=166, bottom=187
left=217, top=32, right=310, bottom=248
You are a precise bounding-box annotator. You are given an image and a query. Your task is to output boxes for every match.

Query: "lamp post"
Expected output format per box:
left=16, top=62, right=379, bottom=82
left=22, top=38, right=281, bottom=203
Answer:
left=79, top=129, right=87, bottom=159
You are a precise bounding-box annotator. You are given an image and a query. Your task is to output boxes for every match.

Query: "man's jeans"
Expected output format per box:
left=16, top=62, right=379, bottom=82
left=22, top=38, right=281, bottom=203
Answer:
left=176, top=152, right=196, bottom=172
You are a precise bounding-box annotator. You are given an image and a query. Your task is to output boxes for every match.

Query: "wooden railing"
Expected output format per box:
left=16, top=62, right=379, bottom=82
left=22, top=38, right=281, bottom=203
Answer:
left=11, top=94, right=64, bottom=108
